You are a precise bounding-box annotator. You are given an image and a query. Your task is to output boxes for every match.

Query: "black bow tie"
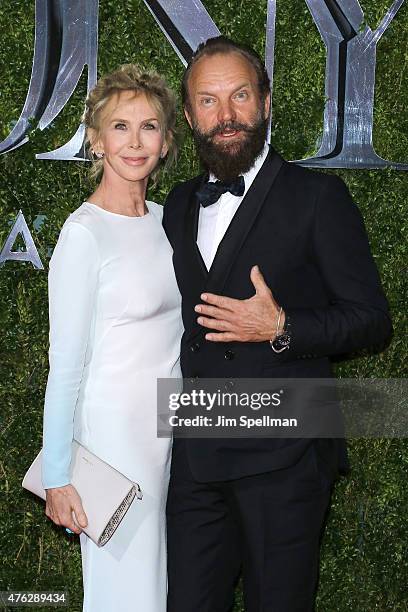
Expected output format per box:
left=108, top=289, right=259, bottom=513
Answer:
left=196, top=175, right=245, bottom=207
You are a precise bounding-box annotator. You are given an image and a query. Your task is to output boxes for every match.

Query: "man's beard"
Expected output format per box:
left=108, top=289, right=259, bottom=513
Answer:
left=191, top=111, right=269, bottom=182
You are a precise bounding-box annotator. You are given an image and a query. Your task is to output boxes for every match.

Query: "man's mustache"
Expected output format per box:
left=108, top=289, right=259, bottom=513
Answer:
left=200, top=120, right=259, bottom=140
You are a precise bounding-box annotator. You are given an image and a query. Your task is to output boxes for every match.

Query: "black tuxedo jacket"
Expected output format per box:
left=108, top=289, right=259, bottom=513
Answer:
left=163, top=146, right=392, bottom=483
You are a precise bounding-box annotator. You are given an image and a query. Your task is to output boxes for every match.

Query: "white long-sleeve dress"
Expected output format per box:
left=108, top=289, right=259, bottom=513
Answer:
left=42, top=200, right=183, bottom=611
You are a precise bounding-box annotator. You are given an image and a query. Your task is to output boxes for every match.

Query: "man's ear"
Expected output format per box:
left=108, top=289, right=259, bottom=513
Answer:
left=264, top=93, right=271, bottom=119
left=184, top=107, right=193, bottom=129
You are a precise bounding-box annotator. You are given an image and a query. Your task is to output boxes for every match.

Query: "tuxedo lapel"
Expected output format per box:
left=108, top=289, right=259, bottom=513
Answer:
left=179, top=176, right=209, bottom=345
left=205, top=147, right=283, bottom=294
left=184, top=177, right=208, bottom=280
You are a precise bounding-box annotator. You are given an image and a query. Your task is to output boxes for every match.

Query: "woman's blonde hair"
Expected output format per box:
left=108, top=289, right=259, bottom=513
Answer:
left=82, top=63, right=178, bottom=184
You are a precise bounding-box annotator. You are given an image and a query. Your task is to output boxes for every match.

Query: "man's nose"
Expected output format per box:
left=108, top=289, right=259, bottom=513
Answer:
left=217, top=100, right=236, bottom=124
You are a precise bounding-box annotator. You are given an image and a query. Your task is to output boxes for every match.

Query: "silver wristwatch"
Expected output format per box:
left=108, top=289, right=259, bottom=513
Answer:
left=270, top=315, right=291, bottom=353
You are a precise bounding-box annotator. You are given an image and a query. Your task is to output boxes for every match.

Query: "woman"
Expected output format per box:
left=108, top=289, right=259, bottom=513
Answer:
left=42, top=64, right=183, bottom=611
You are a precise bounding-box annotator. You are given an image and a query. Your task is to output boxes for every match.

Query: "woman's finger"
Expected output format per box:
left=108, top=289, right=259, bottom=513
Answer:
left=66, top=518, right=82, bottom=534
left=56, top=510, right=82, bottom=533
left=72, top=503, right=88, bottom=528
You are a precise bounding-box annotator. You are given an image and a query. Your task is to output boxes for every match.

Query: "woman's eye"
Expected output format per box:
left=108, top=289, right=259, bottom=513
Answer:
left=114, top=122, right=127, bottom=129
left=143, top=122, right=157, bottom=130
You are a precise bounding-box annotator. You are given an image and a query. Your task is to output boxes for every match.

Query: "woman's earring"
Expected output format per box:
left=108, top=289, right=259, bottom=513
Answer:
left=91, top=149, right=104, bottom=159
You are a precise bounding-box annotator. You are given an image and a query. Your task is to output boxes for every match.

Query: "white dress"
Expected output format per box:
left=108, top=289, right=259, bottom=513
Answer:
left=42, top=200, right=183, bottom=612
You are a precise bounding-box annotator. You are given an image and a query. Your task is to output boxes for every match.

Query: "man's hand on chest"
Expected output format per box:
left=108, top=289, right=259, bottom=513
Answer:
left=194, top=265, right=285, bottom=343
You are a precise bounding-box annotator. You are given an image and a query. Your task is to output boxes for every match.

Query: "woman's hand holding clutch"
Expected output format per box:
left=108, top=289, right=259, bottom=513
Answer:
left=45, top=484, right=88, bottom=534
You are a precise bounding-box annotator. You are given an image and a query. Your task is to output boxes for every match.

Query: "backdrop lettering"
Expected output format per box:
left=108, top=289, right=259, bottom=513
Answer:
left=0, top=0, right=406, bottom=268
left=1, top=0, right=407, bottom=168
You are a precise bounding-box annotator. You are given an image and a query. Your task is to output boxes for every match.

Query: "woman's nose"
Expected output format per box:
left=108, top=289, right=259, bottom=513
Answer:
left=129, top=131, right=142, bottom=149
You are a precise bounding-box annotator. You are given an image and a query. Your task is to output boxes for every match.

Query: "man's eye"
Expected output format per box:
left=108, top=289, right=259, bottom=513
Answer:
left=114, top=122, right=127, bottom=129
left=201, top=98, right=214, bottom=106
left=235, top=91, right=248, bottom=100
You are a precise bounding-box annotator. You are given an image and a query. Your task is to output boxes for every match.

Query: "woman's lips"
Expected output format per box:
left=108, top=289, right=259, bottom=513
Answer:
left=121, top=156, right=147, bottom=166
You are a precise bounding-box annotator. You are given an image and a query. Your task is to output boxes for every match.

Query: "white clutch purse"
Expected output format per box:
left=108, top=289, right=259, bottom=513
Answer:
left=22, top=440, right=143, bottom=547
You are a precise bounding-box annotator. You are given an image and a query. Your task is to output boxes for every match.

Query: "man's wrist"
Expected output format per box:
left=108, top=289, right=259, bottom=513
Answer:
left=269, top=311, right=291, bottom=352
left=270, top=307, right=285, bottom=340
left=264, top=307, right=286, bottom=341
left=278, top=310, right=286, bottom=335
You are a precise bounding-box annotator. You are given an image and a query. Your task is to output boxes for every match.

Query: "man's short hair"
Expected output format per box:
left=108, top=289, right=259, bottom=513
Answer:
left=182, top=36, right=271, bottom=113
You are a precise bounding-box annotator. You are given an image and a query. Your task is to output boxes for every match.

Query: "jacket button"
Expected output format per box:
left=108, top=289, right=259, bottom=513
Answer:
left=224, top=350, right=235, bottom=360
left=190, top=342, right=200, bottom=353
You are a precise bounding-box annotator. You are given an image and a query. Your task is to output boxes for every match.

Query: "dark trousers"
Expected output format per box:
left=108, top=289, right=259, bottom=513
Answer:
left=166, top=440, right=334, bottom=612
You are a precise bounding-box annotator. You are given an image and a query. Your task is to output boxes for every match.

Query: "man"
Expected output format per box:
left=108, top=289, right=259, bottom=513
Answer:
left=163, top=36, right=392, bottom=612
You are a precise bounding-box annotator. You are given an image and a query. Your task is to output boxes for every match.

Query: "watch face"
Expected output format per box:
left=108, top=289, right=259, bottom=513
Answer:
left=271, top=331, right=290, bottom=352
left=275, top=332, right=290, bottom=347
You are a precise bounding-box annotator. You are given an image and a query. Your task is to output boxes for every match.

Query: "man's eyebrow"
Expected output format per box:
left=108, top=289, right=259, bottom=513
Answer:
left=195, top=83, right=252, bottom=96
left=232, top=83, right=251, bottom=93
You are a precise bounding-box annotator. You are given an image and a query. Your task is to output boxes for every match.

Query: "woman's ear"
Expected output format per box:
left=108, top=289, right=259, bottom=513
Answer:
left=87, top=127, right=101, bottom=154
left=161, top=141, right=169, bottom=159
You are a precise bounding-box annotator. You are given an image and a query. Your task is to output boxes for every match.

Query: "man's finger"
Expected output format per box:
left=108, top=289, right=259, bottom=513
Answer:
left=197, top=316, right=232, bottom=331
left=250, top=265, right=271, bottom=296
left=195, top=304, right=235, bottom=320
left=200, top=293, right=237, bottom=310
left=205, top=332, right=239, bottom=342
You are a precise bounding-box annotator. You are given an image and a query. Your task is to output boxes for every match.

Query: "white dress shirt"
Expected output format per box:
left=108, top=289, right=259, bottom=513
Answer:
left=197, top=143, right=270, bottom=270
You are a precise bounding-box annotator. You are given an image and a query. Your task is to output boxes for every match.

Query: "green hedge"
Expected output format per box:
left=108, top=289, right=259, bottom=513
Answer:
left=0, top=1, right=407, bottom=610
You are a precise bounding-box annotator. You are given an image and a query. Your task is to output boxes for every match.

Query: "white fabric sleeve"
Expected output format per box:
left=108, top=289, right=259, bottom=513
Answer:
left=42, top=221, right=100, bottom=489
